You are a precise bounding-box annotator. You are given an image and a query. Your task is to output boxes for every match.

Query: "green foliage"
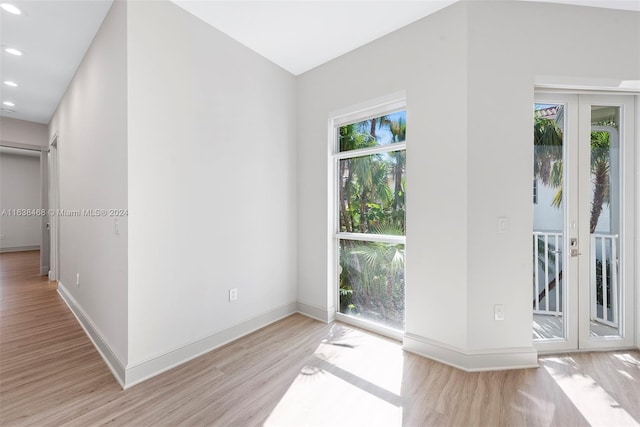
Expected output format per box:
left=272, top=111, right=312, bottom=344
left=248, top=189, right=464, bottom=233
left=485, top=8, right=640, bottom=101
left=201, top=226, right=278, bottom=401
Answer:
left=338, top=113, right=406, bottom=328
left=339, top=240, right=405, bottom=329
left=533, top=108, right=615, bottom=233
left=338, top=116, right=406, bottom=235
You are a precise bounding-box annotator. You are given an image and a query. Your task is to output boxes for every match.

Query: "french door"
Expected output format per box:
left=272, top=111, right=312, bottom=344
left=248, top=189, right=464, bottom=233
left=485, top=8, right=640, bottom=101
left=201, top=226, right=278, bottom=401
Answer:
left=533, top=93, right=635, bottom=352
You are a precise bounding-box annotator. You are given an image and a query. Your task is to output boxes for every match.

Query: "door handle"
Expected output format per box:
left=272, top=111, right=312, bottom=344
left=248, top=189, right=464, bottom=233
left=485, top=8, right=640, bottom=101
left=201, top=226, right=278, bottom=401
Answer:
left=46, top=222, right=50, bottom=230
left=570, top=238, right=581, bottom=256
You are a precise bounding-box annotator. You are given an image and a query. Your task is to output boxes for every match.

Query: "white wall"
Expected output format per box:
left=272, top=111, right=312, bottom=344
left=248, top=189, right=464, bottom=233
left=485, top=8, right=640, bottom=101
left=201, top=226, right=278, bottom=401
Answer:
left=465, top=1, right=638, bottom=352
left=0, top=149, right=41, bottom=250
left=48, top=0, right=128, bottom=365
left=297, top=1, right=639, bottom=368
left=298, top=3, right=470, bottom=348
left=0, top=117, right=48, bottom=147
left=126, top=0, right=297, bottom=369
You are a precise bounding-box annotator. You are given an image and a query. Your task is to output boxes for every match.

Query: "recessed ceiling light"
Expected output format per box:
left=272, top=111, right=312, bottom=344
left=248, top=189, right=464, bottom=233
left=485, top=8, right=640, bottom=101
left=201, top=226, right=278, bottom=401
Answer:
left=0, top=3, right=21, bottom=15
left=3, top=81, right=18, bottom=87
left=5, top=47, right=23, bottom=56
left=3, top=101, right=15, bottom=107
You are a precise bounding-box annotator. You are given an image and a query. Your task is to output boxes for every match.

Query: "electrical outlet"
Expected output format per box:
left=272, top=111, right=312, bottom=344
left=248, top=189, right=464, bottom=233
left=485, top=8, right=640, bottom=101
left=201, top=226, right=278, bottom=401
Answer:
left=76, top=273, right=80, bottom=287
left=229, top=288, right=238, bottom=302
left=494, top=304, right=505, bottom=321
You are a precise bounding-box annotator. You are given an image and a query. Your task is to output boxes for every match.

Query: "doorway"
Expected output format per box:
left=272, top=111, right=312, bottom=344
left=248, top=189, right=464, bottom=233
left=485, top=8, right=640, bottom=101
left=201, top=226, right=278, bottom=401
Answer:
left=532, top=93, right=635, bottom=352
left=0, top=142, right=49, bottom=276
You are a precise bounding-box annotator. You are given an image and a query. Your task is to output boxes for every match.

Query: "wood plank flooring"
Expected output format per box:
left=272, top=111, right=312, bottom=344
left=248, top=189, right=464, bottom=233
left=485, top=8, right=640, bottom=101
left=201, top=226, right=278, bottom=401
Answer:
left=1, top=250, right=639, bottom=426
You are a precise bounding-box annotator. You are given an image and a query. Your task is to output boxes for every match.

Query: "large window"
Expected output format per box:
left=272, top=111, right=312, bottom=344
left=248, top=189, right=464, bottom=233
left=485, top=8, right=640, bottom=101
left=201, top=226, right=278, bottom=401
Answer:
left=332, top=104, right=406, bottom=332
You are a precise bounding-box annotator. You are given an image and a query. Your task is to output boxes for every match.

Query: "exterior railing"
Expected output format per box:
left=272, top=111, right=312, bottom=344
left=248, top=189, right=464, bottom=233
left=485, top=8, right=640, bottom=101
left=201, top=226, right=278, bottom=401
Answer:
left=591, top=233, right=619, bottom=328
left=533, top=231, right=563, bottom=316
left=533, top=231, right=619, bottom=328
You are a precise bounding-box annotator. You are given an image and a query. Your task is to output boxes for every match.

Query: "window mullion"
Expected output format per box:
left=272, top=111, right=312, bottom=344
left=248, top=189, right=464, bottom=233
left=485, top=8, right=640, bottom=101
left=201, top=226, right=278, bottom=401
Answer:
left=335, top=142, right=406, bottom=160
left=336, top=232, right=405, bottom=245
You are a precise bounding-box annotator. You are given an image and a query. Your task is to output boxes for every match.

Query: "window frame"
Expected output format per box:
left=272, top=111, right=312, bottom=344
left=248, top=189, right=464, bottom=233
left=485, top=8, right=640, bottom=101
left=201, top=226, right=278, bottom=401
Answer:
left=329, top=96, right=407, bottom=340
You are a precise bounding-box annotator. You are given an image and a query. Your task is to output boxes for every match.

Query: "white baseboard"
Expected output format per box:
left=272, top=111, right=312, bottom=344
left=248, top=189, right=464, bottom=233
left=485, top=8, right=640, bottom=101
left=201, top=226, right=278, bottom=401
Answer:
left=58, top=285, right=299, bottom=389
left=57, top=282, right=127, bottom=387
left=403, top=333, right=539, bottom=372
left=124, top=302, right=298, bottom=388
left=0, top=245, right=40, bottom=253
left=297, top=301, right=333, bottom=323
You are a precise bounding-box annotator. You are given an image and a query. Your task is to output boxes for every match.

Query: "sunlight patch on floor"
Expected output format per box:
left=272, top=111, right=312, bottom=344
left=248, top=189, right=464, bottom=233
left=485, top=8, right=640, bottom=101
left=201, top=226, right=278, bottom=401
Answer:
left=313, top=325, right=404, bottom=395
left=612, top=353, right=640, bottom=366
left=544, top=358, right=639, bottom=427
left=264, top=324, right=404, bottom=427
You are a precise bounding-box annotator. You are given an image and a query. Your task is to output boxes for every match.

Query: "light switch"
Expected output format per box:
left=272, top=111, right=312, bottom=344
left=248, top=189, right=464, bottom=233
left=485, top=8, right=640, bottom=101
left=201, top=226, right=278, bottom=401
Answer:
left=497, top=217, right=509, bottom=233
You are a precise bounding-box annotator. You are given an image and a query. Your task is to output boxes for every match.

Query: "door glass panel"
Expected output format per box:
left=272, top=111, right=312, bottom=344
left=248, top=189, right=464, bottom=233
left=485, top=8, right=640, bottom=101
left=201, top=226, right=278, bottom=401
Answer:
left=589, top=106, right=621, bottom=337
left=533, top=103, right=565, bottom=340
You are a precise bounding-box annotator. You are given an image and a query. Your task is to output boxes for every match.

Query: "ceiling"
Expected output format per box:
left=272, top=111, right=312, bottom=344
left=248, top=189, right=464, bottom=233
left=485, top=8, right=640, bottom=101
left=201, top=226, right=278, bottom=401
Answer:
left=0, top=0, right=638, bottom=125
left=171, top=1, right=458, bottom=76
left=0, top=0, right=112, bottom=124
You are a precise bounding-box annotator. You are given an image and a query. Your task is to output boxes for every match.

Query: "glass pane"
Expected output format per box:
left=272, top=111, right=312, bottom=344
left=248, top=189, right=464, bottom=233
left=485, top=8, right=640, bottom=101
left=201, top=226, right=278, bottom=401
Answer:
left=339, top=111, right=406, bottom=152
left=533, top=103, right=566, bottom=340
left=589, top=106, right=621, bottom=337
left=339, top=152, right=405, bottom=235
left=338, top=239, right=405, bottom=330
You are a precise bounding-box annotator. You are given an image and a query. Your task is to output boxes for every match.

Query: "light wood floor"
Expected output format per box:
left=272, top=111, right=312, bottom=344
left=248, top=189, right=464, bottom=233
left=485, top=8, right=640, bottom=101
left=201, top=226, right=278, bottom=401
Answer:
left=1, top=251, right=639, bottom=426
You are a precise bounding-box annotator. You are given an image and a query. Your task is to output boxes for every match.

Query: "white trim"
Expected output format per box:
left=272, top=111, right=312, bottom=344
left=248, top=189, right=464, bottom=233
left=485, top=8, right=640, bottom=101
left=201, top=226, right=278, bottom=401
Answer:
left=0, top=139, right=48, bottom=151
left=537, top=346, right=637, bottom=356
left=336, top=232, right=405, bottom=245
left=48, top=135, right=59, bottom=282
left=40, top=150, right=49, bottom=277
left=636, top=94, right=640, bottom=350
left=334, top=142, right=406, bottom=160
left=534, top=76, right=640, bottom=95
left=330, top=91, right=407, bottom=127
left=403, top=333, right=539, bottom=372
left=335, top=313, right=403, bottom=341
left=0, top=245, right=40, bottom=253
left=535, top=85, right=640, bottom=95
left=297, top=301, right=333, bottom=323
left=57, top=282, right=126, bottom=388
left=124, top=302, right=298, bottom=388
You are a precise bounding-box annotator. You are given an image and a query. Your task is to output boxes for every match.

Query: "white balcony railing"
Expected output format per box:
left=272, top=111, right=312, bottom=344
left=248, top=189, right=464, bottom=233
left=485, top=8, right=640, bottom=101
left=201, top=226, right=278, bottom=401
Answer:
left=533, top=231, right=563, bottom=316
left=591, top=233, right=619, bottom=328
left=533, top=231, right=619, bottom=327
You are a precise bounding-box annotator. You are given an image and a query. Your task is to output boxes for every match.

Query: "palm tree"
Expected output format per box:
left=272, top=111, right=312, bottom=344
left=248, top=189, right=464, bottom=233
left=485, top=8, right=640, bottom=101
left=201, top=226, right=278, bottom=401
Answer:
left=337, top=114, right=407, bottom=325
left=533, top=107, right=615, bottom=307
left=535, top=107, right=614, bottom=232
left=589, top=130, right=611, bottom=233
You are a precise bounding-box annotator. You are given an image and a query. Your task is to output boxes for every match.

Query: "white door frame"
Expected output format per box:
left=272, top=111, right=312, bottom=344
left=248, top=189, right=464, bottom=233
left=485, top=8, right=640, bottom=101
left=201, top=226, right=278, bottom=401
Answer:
left=578, top=94, right=635, bottom=350
left=533, top=92, right=636, bottom=352
left=49, top=135, right=59, bottom=282
left=40, top=150, right=49, bottom=275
